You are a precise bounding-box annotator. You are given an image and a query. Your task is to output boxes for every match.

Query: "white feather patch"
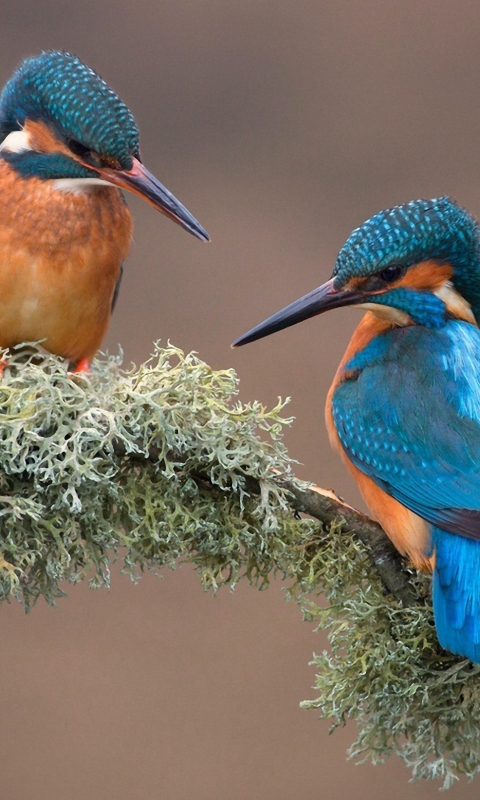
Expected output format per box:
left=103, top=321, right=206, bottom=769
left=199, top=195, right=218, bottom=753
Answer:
left=356, top=302, right=411, bottom=326
left=51, top=177, right=113, bottom=193
left=434, top=281, right=476, bottom=325
left=0, top=129, right=32, bottom=153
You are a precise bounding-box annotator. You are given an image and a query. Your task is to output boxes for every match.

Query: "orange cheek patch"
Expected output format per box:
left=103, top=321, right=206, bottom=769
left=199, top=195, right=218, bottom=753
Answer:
left=344, top=260, right=453, bottom=294
left=399, top=260, right=453, bottom=291
left=24, top=119, right=72, bottom=157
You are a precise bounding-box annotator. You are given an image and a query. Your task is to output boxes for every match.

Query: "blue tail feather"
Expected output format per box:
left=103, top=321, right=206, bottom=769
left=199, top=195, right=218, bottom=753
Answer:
left=433, top=527, right=480, bottom=661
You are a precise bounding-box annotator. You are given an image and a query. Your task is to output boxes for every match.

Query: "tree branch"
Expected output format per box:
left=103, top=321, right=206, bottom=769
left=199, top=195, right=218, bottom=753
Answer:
left=280, top=479, right=418, bottom=606
left=0, top=344, right=476, bottom=786
left=114, top=432, right=417, bottom=606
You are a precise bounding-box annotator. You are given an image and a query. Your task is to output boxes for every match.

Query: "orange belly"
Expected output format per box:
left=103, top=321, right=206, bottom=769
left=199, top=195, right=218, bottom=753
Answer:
left=325, top=312, right=433, bottom=572
left=0, top=163, right=132, bottom=362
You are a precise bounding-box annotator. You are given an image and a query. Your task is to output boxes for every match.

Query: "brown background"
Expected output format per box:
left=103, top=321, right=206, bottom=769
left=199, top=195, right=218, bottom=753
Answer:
left=0, top=2, right=479, bottom=798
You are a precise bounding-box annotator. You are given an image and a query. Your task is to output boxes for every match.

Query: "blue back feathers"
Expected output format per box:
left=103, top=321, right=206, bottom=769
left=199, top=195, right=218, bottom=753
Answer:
left=334, top=197, right=480, bottom=323
left=0, top=51, right=139, bottom=168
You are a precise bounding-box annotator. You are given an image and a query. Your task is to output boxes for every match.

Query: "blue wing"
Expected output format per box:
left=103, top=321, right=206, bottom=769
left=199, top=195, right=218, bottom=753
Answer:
left=332, top=320, right=480, bottom=539
left=333, top=318, right=480, bottom=660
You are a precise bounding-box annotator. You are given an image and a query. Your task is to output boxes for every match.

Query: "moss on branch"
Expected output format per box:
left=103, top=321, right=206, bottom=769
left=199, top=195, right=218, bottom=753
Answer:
left=0, top=343, right=479, bottom=788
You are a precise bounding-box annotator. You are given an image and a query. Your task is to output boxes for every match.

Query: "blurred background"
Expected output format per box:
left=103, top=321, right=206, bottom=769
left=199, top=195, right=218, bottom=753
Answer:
left=0, top=1, right=480, bottom=797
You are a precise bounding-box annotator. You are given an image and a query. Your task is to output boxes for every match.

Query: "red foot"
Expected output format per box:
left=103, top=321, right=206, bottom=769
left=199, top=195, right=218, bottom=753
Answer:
left=0, top=359, right=7, bottom=377
left=73, top=358, right=90, bottom=373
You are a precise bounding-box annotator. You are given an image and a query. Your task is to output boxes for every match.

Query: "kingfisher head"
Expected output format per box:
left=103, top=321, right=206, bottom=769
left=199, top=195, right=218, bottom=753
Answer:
left=0, top=50, right=209, bottom=240
left=233, top=197, right=480, bottom=346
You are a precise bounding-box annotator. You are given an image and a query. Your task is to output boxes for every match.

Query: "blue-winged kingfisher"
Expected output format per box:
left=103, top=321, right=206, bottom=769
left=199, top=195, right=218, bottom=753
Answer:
left=234, top=197, right=480, bottom=662
left=0, top=50, right=209, bottom=370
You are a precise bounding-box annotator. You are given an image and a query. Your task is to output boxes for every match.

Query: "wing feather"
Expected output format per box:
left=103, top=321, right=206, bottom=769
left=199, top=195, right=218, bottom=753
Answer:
left=332, top=320, right=480, bottom=540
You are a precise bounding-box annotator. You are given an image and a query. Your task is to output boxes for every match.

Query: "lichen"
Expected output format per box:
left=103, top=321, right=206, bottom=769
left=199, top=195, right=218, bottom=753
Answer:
left=0, top=342, right=479, bottom=787
left=299, top=531, right=480, bottom=789
left=0, top=343, right=305, bottom=604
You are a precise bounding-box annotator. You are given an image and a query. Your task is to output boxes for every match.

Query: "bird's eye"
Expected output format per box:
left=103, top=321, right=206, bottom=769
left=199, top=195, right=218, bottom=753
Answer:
left=67, top=139, right=121, bottom=171
left=379, top=264, right=404, bottom=283
left=67, top=138, right=91, bottom=158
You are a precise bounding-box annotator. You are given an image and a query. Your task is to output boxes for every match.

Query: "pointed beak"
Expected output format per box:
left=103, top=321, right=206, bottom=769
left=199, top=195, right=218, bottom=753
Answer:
left=96, top=157, right=210, bottom=241
left=232, top=278, right=363, bottom=347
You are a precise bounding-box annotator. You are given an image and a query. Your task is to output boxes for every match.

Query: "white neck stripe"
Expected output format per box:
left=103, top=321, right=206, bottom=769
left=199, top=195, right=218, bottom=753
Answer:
left=0, top=129, right=33, bottom=154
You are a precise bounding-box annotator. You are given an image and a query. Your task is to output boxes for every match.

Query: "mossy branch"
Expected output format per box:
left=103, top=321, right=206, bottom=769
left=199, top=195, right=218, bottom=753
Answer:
left=111, top=436, right=416, bottom=606
left=0, top=343, right=478, bottom=789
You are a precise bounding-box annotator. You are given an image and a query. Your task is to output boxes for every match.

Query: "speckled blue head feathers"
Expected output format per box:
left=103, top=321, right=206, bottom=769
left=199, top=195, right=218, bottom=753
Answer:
left=0, top=51, right=139, bottom=168
left=334, top=198, right=479, bottom=281
left=334, top=197, right=480, bottom=322
left=233, top=196, right=480, bottom=347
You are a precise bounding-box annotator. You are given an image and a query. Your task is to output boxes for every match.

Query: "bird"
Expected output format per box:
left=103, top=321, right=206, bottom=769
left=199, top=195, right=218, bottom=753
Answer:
left=0, top=50, right=209, bottom=371
left=233, top=196, right=480, bottom=662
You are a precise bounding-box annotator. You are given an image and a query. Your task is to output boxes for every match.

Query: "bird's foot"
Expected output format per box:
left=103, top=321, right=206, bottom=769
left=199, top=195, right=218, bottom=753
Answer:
left=72, top=358, right=90, bottom=373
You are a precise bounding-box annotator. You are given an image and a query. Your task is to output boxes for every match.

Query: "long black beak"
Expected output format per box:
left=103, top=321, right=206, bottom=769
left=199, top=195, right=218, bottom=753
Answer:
left=232, top=278, right=362, bottom=347
left=97, top=156, right=210, bottom=242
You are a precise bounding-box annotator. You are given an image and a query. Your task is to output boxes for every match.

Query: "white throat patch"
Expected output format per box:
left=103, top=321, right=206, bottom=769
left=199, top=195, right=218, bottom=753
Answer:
left=356, top=302, right=411, bottom=326
left=51, top=177, right=113, bottom=193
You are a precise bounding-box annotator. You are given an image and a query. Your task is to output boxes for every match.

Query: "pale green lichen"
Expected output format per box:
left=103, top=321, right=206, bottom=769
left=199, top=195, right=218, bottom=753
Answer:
left=0, top=343, right=479, bottom=788
left=299, top=531, right=480, bottom=789
left=0, top=343, right=307, bottom=605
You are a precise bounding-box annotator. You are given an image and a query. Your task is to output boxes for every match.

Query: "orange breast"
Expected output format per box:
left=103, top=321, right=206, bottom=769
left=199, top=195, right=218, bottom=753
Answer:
left=0, top=162, right=132, bottom=362
left=325, top=312, right=433, bottom=571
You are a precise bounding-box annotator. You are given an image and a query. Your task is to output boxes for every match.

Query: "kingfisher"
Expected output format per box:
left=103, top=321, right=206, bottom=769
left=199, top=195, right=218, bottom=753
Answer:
left=234, top=196, right=480, bottom=662
left=0, top=50, right=209, bottom=370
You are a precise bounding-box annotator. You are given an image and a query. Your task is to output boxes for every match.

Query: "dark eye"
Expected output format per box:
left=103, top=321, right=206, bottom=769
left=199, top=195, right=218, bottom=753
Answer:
left=379, top=264, right=404, bottom=283
left=67, top=139, right=106, bottom=169
left=67, top=138, right=91, bottom=158
left=67, top=139, right=121, bottom=171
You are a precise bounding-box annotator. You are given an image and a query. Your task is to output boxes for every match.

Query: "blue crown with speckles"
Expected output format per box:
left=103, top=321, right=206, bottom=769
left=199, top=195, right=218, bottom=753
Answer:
left=334, top=197, right=480, bottom=321
left=0, top=51, right=139, bottom=168
left=334, top=198, right=479, bottom=279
